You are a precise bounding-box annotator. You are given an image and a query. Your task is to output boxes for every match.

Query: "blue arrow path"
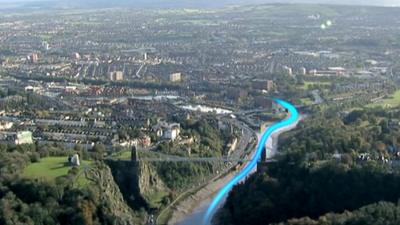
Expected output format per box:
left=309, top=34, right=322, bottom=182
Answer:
left=203, top=99, right=299, bottom=225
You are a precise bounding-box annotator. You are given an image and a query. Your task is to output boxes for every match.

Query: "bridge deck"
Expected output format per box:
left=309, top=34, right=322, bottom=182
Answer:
left=136, top=157, right=277, bottom=163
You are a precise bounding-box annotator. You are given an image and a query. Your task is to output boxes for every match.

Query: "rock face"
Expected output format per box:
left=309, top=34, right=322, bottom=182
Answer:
left=86, top=163, right=144, bottom=225
left=137, top=161, right=168, bottom=201
left=106, top=160, right=149, bottom=210
left=103, top=159, right=223, bottom=224
left=106, top=160, right=168, bottom=210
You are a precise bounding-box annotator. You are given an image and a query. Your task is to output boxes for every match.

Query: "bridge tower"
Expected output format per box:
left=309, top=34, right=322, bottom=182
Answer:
left=131, top=145, right=138, bottom=162
left=257, top=146, right=268, bottom=173
left=260, top=145, right=267, bottom=162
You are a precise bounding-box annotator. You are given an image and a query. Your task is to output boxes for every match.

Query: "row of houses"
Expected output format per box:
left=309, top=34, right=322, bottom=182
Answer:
left=0, top=131, right=33, bottom=145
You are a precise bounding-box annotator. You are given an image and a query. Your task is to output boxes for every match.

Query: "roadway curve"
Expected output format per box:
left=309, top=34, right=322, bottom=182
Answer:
left=202, top=98, right=299, bottom=225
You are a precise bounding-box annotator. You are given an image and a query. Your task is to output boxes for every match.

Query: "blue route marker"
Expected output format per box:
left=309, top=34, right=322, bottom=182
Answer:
left=203, top=98, right=299, bottom=225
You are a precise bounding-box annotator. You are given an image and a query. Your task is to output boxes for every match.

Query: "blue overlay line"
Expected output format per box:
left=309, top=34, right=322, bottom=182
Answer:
left=202, top=99, right=299, bottom=225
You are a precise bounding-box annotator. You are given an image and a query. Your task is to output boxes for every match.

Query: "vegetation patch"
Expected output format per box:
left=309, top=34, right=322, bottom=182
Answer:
left=23, top=156, right=92, bottom=182
left=367, top=90, right=400, bottom=108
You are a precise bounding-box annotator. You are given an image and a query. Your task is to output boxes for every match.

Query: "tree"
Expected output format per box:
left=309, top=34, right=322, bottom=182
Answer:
left=92, top=144, right=106, bottom=160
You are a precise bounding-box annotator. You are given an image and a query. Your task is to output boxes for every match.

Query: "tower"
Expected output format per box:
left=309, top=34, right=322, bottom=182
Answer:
left=131, top=145, right=138, bottom=162
left=257, top=146, right=269, bottom=173
left=261, top=146, right=267, bottom=162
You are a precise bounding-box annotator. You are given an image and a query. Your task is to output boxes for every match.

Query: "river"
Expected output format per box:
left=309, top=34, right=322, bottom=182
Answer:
left=173, top=111, right=302, bottom=225
left=175, top=198, right=213, bottom=225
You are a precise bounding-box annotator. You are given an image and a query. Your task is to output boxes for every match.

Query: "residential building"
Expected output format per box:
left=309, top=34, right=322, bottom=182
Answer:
left=139, top=135, right=151, bottom=148
left=15, top=131, right=33, bottom=145
left=152, top=121, right=181, bottom=141
left=266, top=80, right=275, bottom=92
left=27, top=53, right=39, bottom=63
left=0, top=121, right=13, bottom=131
left=164, top=125, right=181, bottom=141
left=170, top=72, right=182, bottom=82
left=109, top=71, right=124, bottom=81
left=300, top=67, right=307, bottom=75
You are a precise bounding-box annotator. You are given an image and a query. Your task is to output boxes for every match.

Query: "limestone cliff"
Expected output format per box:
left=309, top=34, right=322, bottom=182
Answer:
left=137, top=161, right=169, bottom=203
left=106, top=160, right=169, bottom=210
left=85, top=163, right=144, bottom=225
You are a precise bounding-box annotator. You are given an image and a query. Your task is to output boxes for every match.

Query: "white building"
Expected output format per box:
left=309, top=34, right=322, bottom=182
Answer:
left=164, top=126, right=181, bottom=141
left=226, top=138, right=238, bottom=156
left=169, top=72, right=182, bottom=82
left=109, top=71, right=124, bottom=81
left=153, top=122, right=181, bottom=141
left=282, top=66, right=293, bottom=76
left=25, top=85, right=42, bottom=93
left=15, top=131, right=33, bottom=145
left=300, top=67, right=307, bottom=75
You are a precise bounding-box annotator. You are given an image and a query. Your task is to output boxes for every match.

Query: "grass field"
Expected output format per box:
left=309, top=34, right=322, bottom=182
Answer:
left=299, top=97, right=314, bottom=106
left=300, top=81, right=332, bottom=90
left=111, top=150, right=131, bottom=160
left=367, top=90, right=400, bottom=108
left=23, top=157, right=92, bottom=183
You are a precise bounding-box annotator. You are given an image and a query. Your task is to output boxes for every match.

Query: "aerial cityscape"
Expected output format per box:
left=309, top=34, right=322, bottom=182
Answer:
left=1, top=1, right=400, bottom=225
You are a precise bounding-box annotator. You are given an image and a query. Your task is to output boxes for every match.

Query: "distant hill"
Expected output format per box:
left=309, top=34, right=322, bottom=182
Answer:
left=0, top=0, right=399, bottom=11
left=56, top=0, right=400, bottom=8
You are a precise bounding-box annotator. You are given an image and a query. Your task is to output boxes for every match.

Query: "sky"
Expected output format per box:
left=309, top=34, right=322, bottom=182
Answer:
left=0, top=0, right=399, bottom=7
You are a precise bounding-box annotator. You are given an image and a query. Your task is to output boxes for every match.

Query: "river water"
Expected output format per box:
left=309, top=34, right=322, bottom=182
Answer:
left=175, top=198, right=213, bottom=225
left=173, top=113, right=302, bottom=225
left=172, top=132, right=270, bottom=225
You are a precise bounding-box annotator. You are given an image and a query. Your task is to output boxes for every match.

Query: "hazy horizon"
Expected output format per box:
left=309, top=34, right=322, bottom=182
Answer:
left=0, top=0, right=399, bottom=7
